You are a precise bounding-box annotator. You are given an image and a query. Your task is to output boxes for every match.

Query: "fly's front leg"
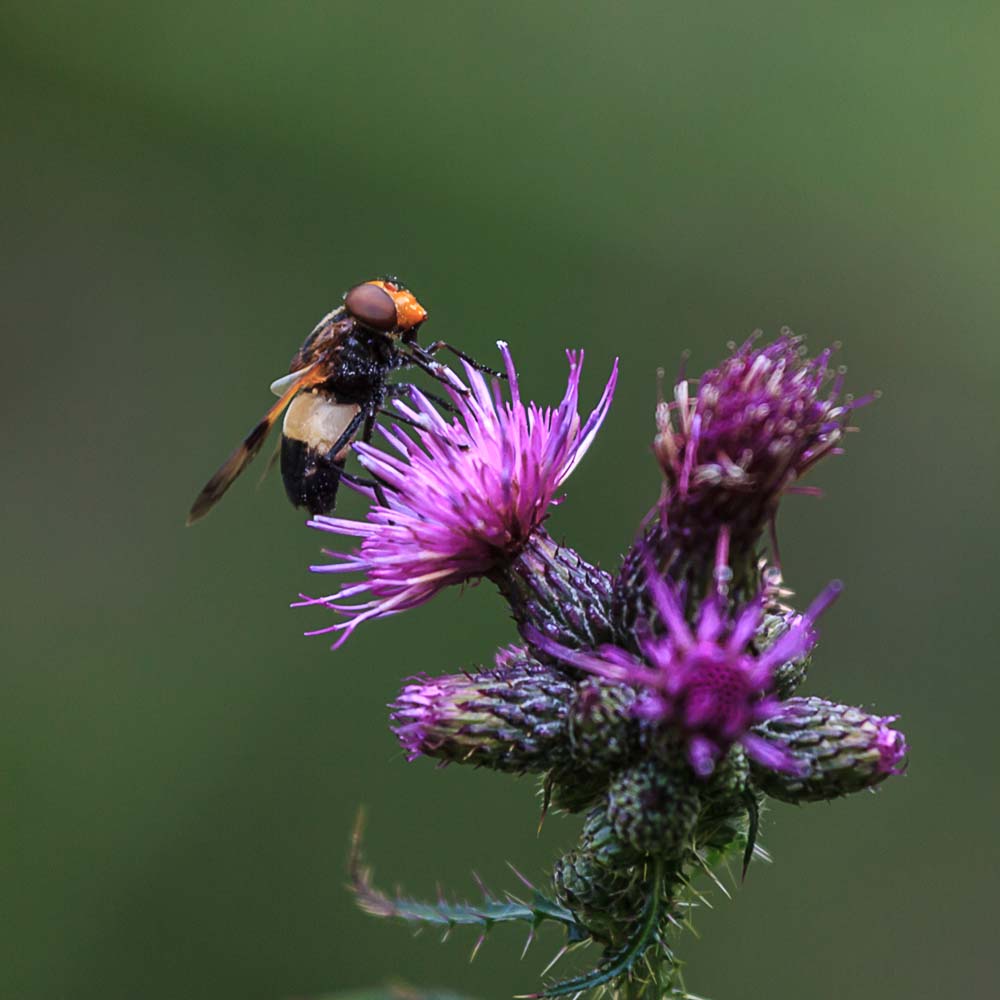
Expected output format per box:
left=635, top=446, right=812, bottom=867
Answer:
left=385, top=381, right=460, bottom=414
left=398, top=348, right=469, bottom=393
left=376, top=408, right=433, bottom=432
left=419, top=340, right=506, bottom=379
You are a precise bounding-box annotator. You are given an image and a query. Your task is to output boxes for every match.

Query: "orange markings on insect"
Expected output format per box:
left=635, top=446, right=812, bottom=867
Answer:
left=371, top=280, right=428, bottom=331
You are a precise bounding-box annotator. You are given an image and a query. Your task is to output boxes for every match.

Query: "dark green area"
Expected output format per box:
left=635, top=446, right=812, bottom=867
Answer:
left=2, top=3, right=996, bottom=998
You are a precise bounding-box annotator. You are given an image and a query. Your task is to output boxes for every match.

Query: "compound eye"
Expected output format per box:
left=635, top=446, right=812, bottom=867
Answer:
left=344, top=283, right=397, bottom=331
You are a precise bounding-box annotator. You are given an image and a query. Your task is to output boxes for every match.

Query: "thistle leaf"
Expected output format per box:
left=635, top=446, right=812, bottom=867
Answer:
left=349, top=813, right=590, bottom=944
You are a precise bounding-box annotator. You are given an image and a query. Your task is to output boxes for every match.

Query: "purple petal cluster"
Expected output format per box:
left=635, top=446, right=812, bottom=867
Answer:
left=298, top=343, right=617, bottom=646
left=654, top=332, right=863, bottom=544
left=873, top=715, right=909, bottom=775
left=392, top=675, right=463, bottom=762
left=533, top=545, right=841, bottom=778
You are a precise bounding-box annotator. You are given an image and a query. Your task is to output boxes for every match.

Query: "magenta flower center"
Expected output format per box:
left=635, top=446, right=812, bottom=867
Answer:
left=680, top=650, right=759, bottom=738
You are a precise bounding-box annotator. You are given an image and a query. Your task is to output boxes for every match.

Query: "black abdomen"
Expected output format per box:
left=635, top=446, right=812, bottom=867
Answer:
left=281, top=436, right=345, bottom=515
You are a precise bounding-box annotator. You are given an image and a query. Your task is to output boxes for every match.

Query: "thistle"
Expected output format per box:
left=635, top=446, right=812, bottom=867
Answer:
left=299, top=336, right=906, bottom=998
left=615, top=331, right=868, bottom=623
left=652, top=332, right=856, bottom=549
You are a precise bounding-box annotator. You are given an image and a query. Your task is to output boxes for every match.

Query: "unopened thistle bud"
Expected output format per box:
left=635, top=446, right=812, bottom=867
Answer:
left=579, top=803, right=644, bottom=868
left=539, top=678, right=637, bottom=815
left=757, top=608, right=814, bottom=698
left=606, top=759, right=701, bottom=858
left=552, top=806, right=647, bottom=943
left=552, top=847, right=647, bottom=945
left=389, top=647, right=574, bottom=773
left=749, top=696, right=907, bottom=803
left=567, top=677, right=637, bottom=770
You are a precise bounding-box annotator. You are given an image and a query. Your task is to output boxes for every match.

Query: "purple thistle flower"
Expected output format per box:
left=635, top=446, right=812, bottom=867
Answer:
left=653, top=331, right=866, bottom=550
left=297, top=343, right=618, bottom=647
left=531, top=540, right=841, bottom=778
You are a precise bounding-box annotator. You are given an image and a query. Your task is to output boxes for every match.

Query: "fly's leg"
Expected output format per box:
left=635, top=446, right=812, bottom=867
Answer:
left=385, top=381, right=460, bottom=414
left=419, top=340, right=506, bottom=379
left=398, top=348, right=467, bottom=391
left=376, top=408, right=432, bottom=432
left=320, top=406, right=367, bottom=464
left=337, top=469, right=385, bottom=492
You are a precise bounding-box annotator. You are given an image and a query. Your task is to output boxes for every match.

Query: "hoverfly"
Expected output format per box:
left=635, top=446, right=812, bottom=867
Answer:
left=187, top=277, right=492, bottom=525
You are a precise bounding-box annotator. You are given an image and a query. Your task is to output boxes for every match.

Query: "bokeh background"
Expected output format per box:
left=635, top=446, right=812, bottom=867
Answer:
left=3, top=3, right=998, bottom=999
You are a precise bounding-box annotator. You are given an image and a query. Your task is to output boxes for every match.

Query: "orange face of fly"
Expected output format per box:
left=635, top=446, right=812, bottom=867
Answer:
left=372, top=280, right=428, bottom=331
left=343, top=279, right=427, bottom=336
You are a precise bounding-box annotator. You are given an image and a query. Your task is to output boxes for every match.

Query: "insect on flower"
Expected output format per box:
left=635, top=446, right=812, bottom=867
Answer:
left=187, top=277, right=500, bottom=524
left=299, top=343, right=618, bottom=646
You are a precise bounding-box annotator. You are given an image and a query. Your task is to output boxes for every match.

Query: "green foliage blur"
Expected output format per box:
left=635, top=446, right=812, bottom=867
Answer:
left=2, top=3, right=997, bottom=999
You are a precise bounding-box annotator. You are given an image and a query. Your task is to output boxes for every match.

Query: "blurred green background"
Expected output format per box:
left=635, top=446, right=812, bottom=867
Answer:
left=2, top=3, right=997, bottom=998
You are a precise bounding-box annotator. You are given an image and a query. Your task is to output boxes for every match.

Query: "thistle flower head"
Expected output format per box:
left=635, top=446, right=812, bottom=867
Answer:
left=389, top=646, right=573, bottom=772
left=532, top=539, right=841, bottom=778
left=299, top=343, right=617, bottom=646
left=750, top=696, right=908, bottom=802
left=654, top=331, right=863, bottom=546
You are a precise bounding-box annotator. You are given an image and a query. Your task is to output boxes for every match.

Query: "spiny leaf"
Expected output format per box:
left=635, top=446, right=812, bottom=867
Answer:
left=349, top=812, right=589, bottom=943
